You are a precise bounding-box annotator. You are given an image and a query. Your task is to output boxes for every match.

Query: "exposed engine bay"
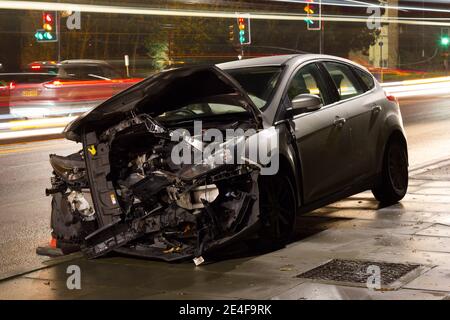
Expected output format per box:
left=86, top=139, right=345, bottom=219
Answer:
left=46, top=114, right=262, bottom=263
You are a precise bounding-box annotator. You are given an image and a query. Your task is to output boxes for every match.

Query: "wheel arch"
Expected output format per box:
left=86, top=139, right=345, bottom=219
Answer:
left=274, top=133, right=304, bottom=209
left=376, top=128, right=408, bottom=175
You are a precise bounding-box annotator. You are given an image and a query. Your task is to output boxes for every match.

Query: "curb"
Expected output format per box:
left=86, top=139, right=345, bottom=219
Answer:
left=0, top=252, right=82, bottom=283
left=409, top=158, right=450, bottom=176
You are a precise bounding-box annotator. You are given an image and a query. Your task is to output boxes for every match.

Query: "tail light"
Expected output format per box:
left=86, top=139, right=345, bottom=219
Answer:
left=43, top=80, right=62, bottom=88
left=9, top=82, right=16, bottom=90
left=31, top=65, right=41, bottom=70
left=385, top=91, right=398, bottom=104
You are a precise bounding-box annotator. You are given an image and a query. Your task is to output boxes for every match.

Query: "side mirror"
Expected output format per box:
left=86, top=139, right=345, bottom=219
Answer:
left=289, top=94, right=322, bottom=116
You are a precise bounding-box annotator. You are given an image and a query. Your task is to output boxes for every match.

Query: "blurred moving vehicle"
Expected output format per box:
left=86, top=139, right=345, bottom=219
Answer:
left=1, top=73, right=57, bottom=115
left=0, top=79, right=11, bottom=114
left=27, top=61, right=58, bottom=73
left=9, top=60, right=143, bottom=118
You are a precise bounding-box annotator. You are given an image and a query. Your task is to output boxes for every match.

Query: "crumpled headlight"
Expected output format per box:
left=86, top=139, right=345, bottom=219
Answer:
left=50, top=153, right=86, bottom=182
left=177, top=142, right=235, bottom=181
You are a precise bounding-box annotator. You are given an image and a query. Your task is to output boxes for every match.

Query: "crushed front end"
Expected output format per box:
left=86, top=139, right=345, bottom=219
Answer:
left=44, top=66, right=266, bottom=263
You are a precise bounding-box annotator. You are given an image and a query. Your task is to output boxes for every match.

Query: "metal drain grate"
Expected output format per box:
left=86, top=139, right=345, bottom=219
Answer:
left=297, top=259, right=421, bottom=286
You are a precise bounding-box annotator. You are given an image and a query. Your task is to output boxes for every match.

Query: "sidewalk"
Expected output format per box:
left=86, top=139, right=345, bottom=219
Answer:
left=1, top=161, right=450, bottom=299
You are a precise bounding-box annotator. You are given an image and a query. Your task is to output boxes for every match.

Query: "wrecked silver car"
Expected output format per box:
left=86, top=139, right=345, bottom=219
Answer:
left=44, top=55, right=409, bottom=263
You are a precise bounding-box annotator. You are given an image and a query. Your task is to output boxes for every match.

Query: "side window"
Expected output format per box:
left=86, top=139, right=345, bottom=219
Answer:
left=323, top=62, right=365, bottom=100
left=287, top=63, right=327, bottom=105
left=102, top=66, right=121, bottom=79
left=354, top=68, right=375, bottom=91
left=59, top=65, right=105, bottom=80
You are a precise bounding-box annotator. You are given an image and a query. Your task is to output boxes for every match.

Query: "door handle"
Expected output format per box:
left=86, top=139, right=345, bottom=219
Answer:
left=333, top=117, right=346, bottom=128
left=372, top=105, right=382, bottom=114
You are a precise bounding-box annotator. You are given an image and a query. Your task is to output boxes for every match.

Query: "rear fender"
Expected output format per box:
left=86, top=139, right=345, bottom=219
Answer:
left=375, top=113, right=408, bottom=175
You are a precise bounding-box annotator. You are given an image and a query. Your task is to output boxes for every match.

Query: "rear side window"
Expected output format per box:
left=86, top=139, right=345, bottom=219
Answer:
left=354, top=68, right=375, bottom=90
left=323, top=62, right=365, bottom=100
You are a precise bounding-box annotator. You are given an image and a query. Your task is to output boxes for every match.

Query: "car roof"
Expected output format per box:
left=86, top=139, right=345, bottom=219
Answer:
left=59, top=59, right=110, bottom=65
left=217, top=54, right=299, bottom=69
left=217, top=54, right=369, bottom=72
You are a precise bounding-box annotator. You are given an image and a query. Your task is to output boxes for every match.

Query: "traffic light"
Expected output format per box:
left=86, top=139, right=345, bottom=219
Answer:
left=441, top=28, right=450, bottom=47
left=236, top=15, right=251, bottom=45
left=35, top=11, right=58, bottom=42
left=304, top=0, right=322, bottom=31
left=228, top=25, right=235, bottom=42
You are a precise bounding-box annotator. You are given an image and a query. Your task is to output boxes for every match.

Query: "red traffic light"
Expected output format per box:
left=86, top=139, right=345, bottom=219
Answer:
left=44, top=13, right=53, bottom=23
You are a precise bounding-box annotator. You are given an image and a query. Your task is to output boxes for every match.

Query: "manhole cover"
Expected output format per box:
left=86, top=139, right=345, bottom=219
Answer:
left=297, top=259, right=420, bottom=286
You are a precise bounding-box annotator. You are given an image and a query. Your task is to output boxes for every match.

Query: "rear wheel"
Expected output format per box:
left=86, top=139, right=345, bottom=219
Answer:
left=257, top=173, right=296, bottom=246
left=372, top=139, right=408, bottom=205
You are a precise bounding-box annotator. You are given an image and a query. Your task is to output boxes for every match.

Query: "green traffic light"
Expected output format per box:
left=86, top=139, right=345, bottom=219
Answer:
left=441, top=37, right=450, bottom=46
left=35, top=30, right=56, bottom=42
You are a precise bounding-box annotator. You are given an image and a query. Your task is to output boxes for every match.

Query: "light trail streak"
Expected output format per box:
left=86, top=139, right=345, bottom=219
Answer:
left=272, top=0, right=450, bottom=14
left=381, top=76, right=450, bottom=98
left=0, top=116, right=77, bottom=131
left=1, top=1, right=450, bottom=26
left=0, top=76, right=448, bottom=142
left=0, top=127, right=65, bottom=143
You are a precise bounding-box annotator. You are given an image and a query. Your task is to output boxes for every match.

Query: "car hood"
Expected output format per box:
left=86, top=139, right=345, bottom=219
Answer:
left=64, top=65, right=262, bottom=141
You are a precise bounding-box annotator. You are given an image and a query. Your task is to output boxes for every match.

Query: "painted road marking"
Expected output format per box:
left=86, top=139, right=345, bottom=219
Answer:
left=0, top=138, right=73, bottom=155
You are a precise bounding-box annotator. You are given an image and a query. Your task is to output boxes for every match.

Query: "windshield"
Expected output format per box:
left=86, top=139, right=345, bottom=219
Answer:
left=156, top=101, right=248, bottom=123
left=225, top=66, right=283, bottom=109
left=155, top=66, right=282, bottom=123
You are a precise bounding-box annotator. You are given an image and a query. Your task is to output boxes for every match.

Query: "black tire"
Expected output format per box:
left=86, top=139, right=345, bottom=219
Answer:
left=257, top=173, right=297, bottom=247
left=372, top=138, right=408, bottom=205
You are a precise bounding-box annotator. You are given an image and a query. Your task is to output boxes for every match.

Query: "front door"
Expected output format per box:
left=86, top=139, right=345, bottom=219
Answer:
left=288, top=63, right=354, bottom=203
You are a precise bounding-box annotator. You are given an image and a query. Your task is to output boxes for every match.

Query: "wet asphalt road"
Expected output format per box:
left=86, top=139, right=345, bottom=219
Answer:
left=0, top=140, right=79, bottom=278
left=0, top=95, right=450, bottom=278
